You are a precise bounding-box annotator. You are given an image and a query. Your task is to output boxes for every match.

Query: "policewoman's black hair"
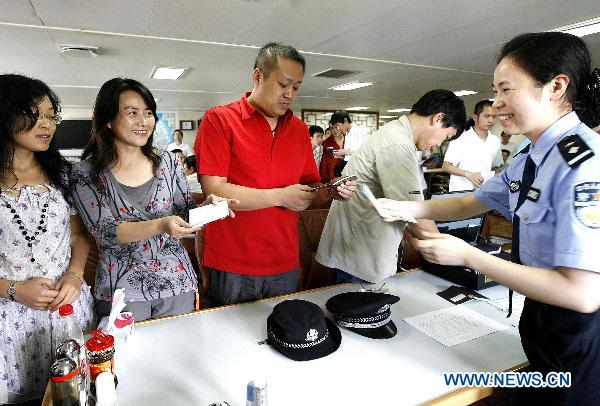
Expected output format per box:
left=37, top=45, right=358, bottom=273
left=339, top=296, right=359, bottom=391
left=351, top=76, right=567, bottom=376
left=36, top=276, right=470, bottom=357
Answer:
left=498, top=32, right=600, bottom=129
left=0, top=74, right=72, bottom=201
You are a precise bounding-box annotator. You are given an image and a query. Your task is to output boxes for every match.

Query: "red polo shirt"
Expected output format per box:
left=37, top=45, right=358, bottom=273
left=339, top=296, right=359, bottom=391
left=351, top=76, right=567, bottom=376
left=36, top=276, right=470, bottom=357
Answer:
left=195, top=93, right=320, bottom=275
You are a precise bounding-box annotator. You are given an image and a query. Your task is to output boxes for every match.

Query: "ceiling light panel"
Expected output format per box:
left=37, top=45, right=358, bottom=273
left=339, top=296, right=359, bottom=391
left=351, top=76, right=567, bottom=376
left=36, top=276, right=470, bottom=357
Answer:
left=554, top=16, right=600, bottom=37
left=387, top=108, right=411, bottom=113
left=151, top=66, right=188, bottom=80
left=453, top=90, right=478, bottom=97
left=346, top=106, right=370, bottom=110
left=329, top=81, right=373, bottom=91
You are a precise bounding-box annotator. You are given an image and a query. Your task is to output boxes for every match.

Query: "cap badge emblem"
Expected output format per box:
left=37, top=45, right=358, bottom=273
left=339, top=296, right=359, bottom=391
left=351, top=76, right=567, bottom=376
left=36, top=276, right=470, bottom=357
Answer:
left=377, top=304, right=390, bottom=314
left=305, top=328, right=319, bottom=342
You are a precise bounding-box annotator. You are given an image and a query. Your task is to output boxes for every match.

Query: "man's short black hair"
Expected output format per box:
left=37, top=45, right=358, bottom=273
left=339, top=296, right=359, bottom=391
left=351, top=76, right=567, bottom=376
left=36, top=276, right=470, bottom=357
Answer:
left=309, top=125, right=324, bottom=137
left=184, top=155, right=197, bottom=172
left=329, top=110, right=352, bottom=126
left=254, top=42, right=305, bottom=79
left=473, top=99, right=494, bottom=116
left=174, top=129, right=183, bottom=136
left=410, top=89, right=466, bottom=139
left=171, top=149, right=183, bottom=154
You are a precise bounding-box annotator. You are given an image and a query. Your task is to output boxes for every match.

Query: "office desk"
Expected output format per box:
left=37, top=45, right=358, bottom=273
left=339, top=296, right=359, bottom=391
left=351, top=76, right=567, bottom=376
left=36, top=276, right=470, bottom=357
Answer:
left=111, top=270, right=526, bottom=405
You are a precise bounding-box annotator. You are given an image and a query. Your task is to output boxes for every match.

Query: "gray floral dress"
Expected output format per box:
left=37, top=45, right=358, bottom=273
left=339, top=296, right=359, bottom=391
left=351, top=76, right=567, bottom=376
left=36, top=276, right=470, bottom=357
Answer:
left=0, top=185, right=95, bottom=403
left=70, top=151, right=197, bottom=305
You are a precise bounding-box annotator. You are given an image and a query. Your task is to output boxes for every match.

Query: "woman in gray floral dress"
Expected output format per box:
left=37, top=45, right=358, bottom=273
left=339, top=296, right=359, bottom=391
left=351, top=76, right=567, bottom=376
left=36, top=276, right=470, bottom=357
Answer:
left=71, top=78, right=233, bottom=322
left=0, top=74, right=95, bottom=404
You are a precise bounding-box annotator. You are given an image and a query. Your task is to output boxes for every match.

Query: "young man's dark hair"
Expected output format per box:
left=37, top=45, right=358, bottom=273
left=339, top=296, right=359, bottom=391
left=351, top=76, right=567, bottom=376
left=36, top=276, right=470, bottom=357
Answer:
left=464, top=118, right=475, bottom=131
left=410, top=89, right=466, bottom=139
left=308, top=125, right=324, bottom=137
left=170, top=148, right=183, bottom=154
left=253, top=42, right=306, bottom=79
left=473, top=99, right=494, bottom=116
left=183, top=155, right=197, bottom=172
left=329, top=110, right=352, bottom=126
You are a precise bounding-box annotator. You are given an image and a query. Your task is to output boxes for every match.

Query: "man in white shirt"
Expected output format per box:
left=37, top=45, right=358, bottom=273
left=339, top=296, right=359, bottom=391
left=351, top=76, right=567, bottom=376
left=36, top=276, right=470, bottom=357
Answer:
left=500, top=131, right=517, bottom=157
left=309, top=125, right=324, bottom=167
left=442, top=100, right=502, bottom=191
left=166, top=129, right=193, bottom=156
left=329, top=110, right=369, bottom=176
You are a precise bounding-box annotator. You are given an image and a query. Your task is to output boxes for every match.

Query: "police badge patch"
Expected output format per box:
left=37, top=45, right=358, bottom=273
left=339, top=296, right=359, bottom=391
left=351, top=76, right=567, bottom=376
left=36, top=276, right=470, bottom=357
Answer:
left=509, top=180, right=521, bottom=193
left=574, top=182, right=600, bottom=229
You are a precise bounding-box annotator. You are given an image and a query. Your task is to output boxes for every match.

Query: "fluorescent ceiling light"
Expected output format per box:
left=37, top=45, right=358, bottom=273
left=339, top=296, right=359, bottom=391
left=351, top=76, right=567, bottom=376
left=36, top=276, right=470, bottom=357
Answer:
left=319, top=113, right=333, bottom=118
left=329, top=81, right=373, bottom=91
left=554, top=16, right=600, bottom=37
left=346, top=106, right=370, bottom=111
left=454, top=90, right=478, bottom=97
left=151, top=66, right=187, bottom=80
left=387, top=108, right=411, bottom=113
left=379, top=115, right=398, bottom=119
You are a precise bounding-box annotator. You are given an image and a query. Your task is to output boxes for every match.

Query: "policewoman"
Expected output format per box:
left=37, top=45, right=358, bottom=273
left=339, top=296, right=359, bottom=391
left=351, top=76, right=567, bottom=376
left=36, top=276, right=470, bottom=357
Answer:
left=377, top=32, right=600, bottom=405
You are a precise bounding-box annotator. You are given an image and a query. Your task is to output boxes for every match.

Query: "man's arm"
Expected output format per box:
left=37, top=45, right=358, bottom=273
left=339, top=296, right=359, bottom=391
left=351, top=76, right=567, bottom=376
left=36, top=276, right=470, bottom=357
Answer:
left=200, top=175, right=314, bottom=211
left=442, top=161, right=484, bottom=188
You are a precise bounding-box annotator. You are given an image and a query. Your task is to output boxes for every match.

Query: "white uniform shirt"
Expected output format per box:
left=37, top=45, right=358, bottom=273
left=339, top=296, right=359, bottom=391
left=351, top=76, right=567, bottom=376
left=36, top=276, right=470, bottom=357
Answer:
left=344, top=124, right=369, bottom=161
left=166, top=142, right=193, bottom=157
left=444, top=128, right=502, bottom=191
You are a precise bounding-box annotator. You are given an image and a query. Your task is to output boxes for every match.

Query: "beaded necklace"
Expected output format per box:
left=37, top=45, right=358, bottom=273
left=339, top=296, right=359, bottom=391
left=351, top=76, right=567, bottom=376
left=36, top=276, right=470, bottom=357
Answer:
left=0, top=189, right=50, bottom=263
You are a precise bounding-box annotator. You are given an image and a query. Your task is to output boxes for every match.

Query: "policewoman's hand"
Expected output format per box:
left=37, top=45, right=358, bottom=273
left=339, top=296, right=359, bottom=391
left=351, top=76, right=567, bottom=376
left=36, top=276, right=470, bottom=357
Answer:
left=414, top=231, right=475, bottom=267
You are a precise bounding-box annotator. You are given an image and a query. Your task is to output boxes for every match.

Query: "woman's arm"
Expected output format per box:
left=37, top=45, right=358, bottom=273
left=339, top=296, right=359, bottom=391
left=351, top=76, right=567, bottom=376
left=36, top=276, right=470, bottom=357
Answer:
left=378, top=193, right=489, bottom=222
left=48, top=213, right=90, bottom=311
left=416, top=232, right=600, bottom=313
left=0, top=277, right=59, bottom=310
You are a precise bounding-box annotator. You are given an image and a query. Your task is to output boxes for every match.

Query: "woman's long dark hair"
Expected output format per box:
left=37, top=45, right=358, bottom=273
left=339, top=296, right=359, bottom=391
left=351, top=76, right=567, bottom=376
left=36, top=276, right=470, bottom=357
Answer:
left=0, top=74, right=71, bottom=201
left=82, top=78, right=161, bottom=187
left=498, top=32, right=600, bottom=128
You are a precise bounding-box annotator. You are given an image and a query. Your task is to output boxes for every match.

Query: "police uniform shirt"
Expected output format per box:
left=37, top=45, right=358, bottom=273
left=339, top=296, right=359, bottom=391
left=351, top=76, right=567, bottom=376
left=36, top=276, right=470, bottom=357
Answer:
left=474, top=112, right=600, bottom=272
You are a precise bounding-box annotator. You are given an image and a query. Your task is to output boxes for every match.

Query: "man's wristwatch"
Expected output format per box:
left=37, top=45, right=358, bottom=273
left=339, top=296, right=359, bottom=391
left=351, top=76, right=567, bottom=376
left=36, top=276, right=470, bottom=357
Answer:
left=7, top=281, right=16, bottom=301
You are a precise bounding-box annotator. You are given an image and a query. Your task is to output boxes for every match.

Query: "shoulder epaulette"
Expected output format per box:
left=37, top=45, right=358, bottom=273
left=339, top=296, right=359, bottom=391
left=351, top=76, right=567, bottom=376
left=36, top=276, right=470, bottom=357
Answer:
left=513, top=144, right=530, bottom=158
left=557, top=134, right=595, bottom=167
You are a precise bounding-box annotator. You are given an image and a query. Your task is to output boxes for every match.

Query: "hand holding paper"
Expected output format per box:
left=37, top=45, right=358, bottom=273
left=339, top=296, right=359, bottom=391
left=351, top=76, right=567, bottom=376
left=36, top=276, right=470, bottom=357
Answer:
left=189, top=200, right=230, bottom=228
left=360, top=184, right=417, bottom=223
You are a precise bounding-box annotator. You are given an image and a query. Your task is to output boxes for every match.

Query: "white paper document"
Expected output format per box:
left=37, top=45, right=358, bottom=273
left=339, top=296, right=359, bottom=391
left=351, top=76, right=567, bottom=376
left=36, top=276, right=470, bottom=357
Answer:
left=484, top=293, right=525, bottom=328
left=360, top=183, right=417, bottom=223
left=482, top=170, right=496, bottom=183
left=189, top=201, right=229, bottom=228
left=403, top=306, right=508, bottom=347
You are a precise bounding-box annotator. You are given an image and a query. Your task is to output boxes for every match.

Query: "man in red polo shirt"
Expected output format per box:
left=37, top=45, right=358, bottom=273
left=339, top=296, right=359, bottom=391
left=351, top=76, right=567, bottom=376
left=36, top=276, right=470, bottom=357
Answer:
left=195, top=42, right=357, bottom=306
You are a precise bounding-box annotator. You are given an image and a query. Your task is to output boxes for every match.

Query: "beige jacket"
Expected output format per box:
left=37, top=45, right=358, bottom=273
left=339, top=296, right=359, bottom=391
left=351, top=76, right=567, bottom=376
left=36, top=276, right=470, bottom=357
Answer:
left=316, top=116, right=423, bottom=283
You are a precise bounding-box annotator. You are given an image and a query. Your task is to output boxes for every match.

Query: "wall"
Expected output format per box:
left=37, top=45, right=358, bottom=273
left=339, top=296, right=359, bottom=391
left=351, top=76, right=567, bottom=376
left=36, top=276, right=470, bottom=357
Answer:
left=61, top=107, right=204, bottom=151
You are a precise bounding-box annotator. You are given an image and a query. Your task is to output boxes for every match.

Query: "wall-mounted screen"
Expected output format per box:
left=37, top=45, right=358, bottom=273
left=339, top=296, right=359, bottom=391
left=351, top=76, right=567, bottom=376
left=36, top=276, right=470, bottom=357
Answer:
left=54, top=120, right=92, bottom=149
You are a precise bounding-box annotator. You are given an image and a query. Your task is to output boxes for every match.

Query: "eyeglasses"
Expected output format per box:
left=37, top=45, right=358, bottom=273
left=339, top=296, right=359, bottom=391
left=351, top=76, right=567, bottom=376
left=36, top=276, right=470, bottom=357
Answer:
left=37, top=113, right=62, bottom=125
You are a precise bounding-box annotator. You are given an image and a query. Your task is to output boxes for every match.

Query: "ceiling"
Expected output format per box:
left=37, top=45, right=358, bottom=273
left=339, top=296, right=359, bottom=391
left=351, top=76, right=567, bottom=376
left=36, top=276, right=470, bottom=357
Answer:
left=1, top=0, right=599, bottom=121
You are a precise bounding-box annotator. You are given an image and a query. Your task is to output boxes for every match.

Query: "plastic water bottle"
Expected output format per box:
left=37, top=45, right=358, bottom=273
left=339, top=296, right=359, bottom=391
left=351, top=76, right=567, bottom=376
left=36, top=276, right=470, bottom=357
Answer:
left=52, top=304, right=88, bottom=402
left=246, top=378, right=267, bottom=406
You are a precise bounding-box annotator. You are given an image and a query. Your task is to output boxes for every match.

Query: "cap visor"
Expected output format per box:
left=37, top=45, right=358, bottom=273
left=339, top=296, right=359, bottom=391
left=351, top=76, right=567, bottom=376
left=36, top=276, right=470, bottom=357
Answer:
left=347, top=321, right=397, bottom=339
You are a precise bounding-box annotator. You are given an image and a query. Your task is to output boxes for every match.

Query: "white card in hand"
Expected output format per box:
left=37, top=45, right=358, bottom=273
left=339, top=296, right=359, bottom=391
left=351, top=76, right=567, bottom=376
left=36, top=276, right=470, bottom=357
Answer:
left=189, top=201, right=229, bottom=228
left=360, top=184, right=417, bottom=223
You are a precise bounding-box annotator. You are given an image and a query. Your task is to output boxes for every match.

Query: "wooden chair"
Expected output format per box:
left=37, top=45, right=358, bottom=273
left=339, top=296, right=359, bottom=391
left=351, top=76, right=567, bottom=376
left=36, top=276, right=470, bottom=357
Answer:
left=297, top=209, right=334, bottom=290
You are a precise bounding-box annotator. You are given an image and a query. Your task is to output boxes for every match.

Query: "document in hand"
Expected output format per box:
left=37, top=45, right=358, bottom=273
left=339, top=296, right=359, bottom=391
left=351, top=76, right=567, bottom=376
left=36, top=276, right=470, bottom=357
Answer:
left=360, top=184, right=417, bottom=223
left=189, top=200, right=229, bottom=228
